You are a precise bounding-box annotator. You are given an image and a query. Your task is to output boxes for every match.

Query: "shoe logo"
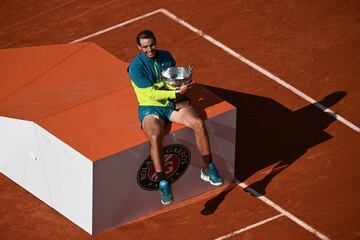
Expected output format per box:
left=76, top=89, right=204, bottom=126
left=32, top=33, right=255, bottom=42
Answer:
left=137, top=144, right=191, bottom=191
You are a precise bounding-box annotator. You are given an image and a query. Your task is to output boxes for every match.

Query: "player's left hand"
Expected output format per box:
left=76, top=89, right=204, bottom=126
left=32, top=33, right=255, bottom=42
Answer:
left=179, top=80, right=195, bottom=95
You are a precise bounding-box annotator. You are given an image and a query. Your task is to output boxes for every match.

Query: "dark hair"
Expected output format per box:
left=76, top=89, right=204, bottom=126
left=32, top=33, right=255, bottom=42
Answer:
left=136, top=30, right=156, bottom=45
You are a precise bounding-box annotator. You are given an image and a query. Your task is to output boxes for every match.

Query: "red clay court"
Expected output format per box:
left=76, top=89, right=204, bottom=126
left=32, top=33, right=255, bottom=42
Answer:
left=1, top=1, right=360, bottom=239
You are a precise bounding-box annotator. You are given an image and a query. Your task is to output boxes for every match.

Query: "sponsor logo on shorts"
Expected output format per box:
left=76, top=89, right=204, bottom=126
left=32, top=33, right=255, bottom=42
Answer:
left=137, top=144, right=191, bottom=191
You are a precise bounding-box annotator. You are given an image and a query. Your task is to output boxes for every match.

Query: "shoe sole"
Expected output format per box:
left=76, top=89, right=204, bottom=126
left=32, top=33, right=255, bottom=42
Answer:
left=161, top=199, right=173, bottom=205
left=200, top=173, right=224, bottom=186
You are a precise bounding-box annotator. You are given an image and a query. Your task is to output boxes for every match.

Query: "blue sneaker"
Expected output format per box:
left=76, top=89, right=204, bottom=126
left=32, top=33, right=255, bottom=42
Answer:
left=201, top=162, right=224, bottom=186
left=159, top=180, right=173, bottom=205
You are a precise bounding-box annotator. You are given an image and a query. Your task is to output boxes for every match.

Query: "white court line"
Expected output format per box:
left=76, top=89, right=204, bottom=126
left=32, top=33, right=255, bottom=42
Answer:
left=70, top=8, right=360, bottom=133
left=159, top=8, right=360, bottom=133
left=238, top=182, right=330, bottom=240
left=71, top=8, right=360, bottom=133
left=70, top=9, right=162, bottom=43
left=214, top=213, right=284, bottom=240
left=70, top=8, right=336, bottom=239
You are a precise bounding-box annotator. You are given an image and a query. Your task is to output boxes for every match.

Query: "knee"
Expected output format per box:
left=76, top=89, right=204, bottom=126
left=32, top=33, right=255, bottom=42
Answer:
left=189, top=118, right=205, bottom=132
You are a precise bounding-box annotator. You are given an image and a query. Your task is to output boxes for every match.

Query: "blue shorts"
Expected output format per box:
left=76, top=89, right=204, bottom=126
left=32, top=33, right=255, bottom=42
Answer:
left=138, top=104, right=175, bottom=124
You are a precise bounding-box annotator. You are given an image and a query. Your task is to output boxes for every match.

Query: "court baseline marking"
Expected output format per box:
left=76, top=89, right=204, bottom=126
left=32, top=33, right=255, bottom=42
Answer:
left=70, top=8, right=333, bottom=240
left=70, top=9, right=163, bottom=43
left=71, top=8, right=360, bottom=134
left=214, top=213, right=284, bottom=240
left=237, top=182, right=330, bottom=240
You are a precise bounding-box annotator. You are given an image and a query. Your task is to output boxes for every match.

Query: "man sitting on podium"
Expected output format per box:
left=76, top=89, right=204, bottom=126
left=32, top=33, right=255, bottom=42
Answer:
left=128, top=30, right=224, bottom=205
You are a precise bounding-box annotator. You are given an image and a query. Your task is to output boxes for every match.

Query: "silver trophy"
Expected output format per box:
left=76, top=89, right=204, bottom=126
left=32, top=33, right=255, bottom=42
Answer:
left=161, top=66, right=193, bottom=90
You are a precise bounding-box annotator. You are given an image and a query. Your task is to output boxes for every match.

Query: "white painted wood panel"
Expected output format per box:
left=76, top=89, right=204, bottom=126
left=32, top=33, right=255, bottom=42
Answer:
left=35, top=124, right=93, bottom=234
left=0, top=116, right=51, bottom=205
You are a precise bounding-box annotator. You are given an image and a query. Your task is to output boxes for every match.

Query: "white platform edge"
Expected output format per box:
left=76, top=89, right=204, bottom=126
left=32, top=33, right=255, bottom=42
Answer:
left=0, top=116, right=93, bottom=234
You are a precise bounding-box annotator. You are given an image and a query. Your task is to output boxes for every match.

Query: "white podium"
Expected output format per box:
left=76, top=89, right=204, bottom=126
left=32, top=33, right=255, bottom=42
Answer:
left=0, top=43, right=236, bottom=234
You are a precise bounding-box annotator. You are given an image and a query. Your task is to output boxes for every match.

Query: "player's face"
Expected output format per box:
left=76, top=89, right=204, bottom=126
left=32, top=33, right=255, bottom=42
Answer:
left=138, top=38, right=157, bottom=58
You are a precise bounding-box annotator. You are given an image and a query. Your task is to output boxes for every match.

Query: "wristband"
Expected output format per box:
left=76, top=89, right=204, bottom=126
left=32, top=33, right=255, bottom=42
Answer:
left=175, top=89, right=182, bottom=98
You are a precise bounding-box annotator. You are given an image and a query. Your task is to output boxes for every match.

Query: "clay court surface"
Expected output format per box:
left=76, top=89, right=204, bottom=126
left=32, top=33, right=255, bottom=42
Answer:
left=1, top=0, right=360, bottom=239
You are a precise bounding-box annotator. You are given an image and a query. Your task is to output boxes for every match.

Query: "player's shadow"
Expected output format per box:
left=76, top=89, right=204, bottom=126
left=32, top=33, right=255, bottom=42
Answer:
left=202, top=85, right=345, bottom=199
left=201, top=183, right=237, bottom=215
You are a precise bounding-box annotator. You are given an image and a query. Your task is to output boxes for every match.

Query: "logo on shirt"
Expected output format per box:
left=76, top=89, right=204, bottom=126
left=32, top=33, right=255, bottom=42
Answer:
left=137, top=144, right=191, bottom=191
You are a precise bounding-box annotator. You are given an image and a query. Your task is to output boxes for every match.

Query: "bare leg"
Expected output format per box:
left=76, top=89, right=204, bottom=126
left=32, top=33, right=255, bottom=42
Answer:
left=142, top=115, right=165, bottom=172
left=142, top=115, right=174, bottom=204
left=171, top=106, right=224, bottom=186
left=170, top=106, right=210, bottom=156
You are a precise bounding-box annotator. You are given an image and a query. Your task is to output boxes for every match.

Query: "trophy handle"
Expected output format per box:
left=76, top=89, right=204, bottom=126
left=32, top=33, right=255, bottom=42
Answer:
left=185, top=65, right=194, bottom=80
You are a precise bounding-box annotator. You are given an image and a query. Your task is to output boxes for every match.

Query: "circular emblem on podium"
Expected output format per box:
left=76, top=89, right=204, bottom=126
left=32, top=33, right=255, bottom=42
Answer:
left=137, top=144, right=191, bottom=191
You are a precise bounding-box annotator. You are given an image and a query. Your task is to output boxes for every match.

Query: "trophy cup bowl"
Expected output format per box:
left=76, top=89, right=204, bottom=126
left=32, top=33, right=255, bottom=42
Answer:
left=161, top=66, right=193, bottom=90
